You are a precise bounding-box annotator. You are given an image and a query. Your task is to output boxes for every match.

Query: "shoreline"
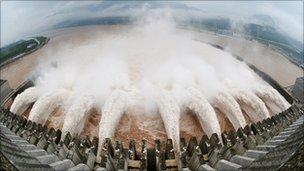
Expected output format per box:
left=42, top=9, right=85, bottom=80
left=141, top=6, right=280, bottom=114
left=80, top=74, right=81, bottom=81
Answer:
left=181, top=26, right=304, bottom=70
left=0, top=38, right=50, bottom=68
left=179, top=27, right=303, bottom=87
left=0, top=24, right=302, bottom=89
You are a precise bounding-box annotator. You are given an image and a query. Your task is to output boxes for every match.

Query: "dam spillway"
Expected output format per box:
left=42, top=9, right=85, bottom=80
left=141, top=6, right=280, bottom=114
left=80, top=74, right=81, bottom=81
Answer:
left=1, top=100, right=303, bottom=170
left=1, top=48, right=301, bottom=170
left=5, top=32, right=292, bottom=153
left=0, top=21, right=302, bottom=171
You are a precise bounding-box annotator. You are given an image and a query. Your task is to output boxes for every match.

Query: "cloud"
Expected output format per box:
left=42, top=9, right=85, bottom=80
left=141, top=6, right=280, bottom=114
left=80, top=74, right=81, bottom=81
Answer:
left=261, top=3, right=303, bottom=42
left=0, top=1, right=104, bottom=46
left=1, top=1, right=303, bottom=46
left=185, top=1, right=303, bottom=42
left=1, top=1, right=56, bottom=46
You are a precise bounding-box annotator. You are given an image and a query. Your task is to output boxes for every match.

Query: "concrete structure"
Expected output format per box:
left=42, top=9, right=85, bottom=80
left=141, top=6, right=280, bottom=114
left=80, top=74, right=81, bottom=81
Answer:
left=0, top=47, right=303, bottom=170
left=0, top=80, right=12, bottom=104
left=0, top=104, right=303, bottom=170
left=292, top=77, right=304, bottom=103
left=0, top=74, right=303, bottom=170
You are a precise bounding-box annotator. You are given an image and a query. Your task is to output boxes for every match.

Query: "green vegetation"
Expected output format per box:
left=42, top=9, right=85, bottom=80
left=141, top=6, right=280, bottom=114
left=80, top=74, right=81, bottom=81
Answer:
left=0, top=36, right=48, bottom=65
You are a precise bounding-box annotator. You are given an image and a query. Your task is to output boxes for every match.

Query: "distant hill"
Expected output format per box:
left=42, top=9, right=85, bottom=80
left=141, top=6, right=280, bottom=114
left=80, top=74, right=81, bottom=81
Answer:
left=0, top=36, right=49, bottom=66
left=249, top=14, right=276, bottom=27
left=50, top=2, right=303, bottom=67
left=243, top=23, right=303, bottom=65
left=53, top=16, right=135, bottom=29
left=86, top=1, right=202, bottom=13
left=181, top=16, right=303, bottom=67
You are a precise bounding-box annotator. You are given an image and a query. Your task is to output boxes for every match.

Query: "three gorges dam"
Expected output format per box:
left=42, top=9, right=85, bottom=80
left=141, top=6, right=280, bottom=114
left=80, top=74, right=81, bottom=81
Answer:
left=1, top=23, right=303, bottom=171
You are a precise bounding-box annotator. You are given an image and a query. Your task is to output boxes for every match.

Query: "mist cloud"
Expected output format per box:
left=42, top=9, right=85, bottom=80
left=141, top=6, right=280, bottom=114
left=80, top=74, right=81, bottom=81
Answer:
left=9, top=13, right=291, bottom=151
left=1, top=1, right=303, bottom=46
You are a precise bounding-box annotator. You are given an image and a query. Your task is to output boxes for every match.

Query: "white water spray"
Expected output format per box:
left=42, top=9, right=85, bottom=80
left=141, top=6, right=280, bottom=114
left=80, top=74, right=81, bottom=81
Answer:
left=254, top=86, right=290, bottom=114
left=97, top=89, right=128, bottom=157
left=61, top=94, right=95, bottom=139
left=187, top=87, right=221, bottom=138
left=157, top=90, right=181, bottom=148
left=12, top=14, right=293, bottom=151
left=212, top=92, right=246, bottom=129
left=10, top=87, right=42, bottom=115
left=28, top=89, right=71, bottom=125
left=232, top=90, right=270, bottom=122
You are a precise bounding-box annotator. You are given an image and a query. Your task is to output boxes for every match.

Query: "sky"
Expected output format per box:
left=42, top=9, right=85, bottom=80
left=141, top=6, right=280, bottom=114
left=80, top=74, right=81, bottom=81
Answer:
left=1, top=1, right=303, bottom=46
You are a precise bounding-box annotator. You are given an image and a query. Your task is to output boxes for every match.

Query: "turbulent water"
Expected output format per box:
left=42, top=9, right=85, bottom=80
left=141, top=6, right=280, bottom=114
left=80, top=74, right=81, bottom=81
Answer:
left=8, top=16, right=292, bottom=157
left=28, top=89, right=71, bottom=124
left=187, top=87, right=221, bottom=138
left=232, top=90, right=270, bottom=122
left=61, top=94, right=95, bottom=138
left=10, top=87, right=42, bottom=115
left=97, top=90, right=128, bottom=157
left=212, top=92, right=247, bottom=129
left=157, top=90, right=181, bottom=148
left=254, top=85, right=291, bottom=114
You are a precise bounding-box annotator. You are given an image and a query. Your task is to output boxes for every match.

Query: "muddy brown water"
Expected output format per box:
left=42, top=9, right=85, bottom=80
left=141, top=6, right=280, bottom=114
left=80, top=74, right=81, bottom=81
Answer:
left=2, top=25, right=301, bottom=147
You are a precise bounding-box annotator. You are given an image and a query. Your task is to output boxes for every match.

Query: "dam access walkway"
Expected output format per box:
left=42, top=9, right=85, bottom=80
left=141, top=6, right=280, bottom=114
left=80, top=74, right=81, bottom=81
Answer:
left=213, top=114, right=304, bottom=170
left=0, top=122, right=78, bottom=171
left=0, top=105, right=303, bottom=171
